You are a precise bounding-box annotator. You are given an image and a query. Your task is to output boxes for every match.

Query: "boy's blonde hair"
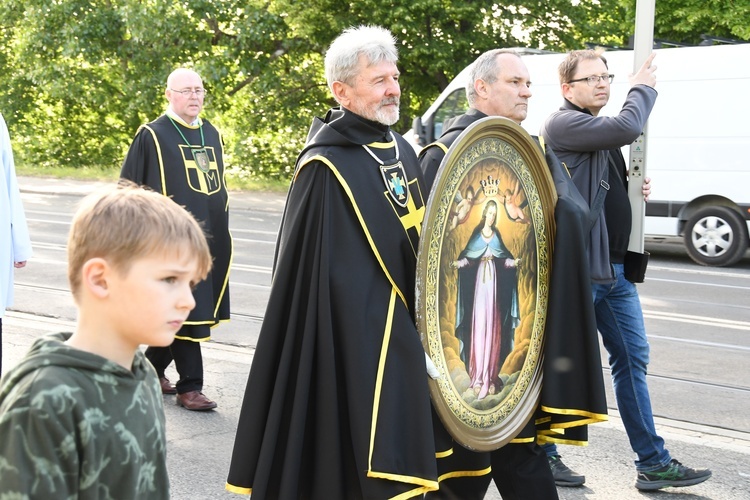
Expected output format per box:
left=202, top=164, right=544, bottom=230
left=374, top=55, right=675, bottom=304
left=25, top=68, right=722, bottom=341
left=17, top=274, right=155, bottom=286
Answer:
left=67, top=181, right=212, bottom=299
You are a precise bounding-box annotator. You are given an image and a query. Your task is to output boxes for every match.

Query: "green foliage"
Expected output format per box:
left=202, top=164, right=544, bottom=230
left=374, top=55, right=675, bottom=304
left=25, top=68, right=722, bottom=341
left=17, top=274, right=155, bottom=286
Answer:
left=653, top=0, right=750, bottom=44
left=598, top=0, right=750, bottom=47
left=0, top=0, right=746, bottom=180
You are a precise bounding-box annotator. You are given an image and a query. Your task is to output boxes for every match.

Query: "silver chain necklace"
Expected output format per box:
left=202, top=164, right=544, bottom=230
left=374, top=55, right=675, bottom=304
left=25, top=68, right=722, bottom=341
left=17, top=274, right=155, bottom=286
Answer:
left=362, top=131, right=400, bottom=165
left=365, top=132, right=411, bottom=208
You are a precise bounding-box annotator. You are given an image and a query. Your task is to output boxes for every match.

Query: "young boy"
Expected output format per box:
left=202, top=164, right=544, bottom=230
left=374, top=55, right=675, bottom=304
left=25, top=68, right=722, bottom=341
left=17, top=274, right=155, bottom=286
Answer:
left=0, top=182, right=212, bottom=497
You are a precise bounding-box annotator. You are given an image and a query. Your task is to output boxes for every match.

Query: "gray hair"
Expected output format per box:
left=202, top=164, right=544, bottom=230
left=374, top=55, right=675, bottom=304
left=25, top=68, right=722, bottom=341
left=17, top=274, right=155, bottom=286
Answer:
left=466, top=49, right=521, bottom=106
left=324, top=25, right=398, bottom=99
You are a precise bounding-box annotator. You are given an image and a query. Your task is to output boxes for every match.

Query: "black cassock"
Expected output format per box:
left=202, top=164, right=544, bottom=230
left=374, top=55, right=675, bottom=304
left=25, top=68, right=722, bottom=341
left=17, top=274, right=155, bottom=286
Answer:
left=121, top=115, right=231, bottom=338
left=227, top=109, right=439, bottom=499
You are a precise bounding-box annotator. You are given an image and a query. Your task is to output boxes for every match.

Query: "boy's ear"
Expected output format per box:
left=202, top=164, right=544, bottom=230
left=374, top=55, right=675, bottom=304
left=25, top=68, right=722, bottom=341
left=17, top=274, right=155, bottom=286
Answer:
left=81, top=258, right=110, bottom=298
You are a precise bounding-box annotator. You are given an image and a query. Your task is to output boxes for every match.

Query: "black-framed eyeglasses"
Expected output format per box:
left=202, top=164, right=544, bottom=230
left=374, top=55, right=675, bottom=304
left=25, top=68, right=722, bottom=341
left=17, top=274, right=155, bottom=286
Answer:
left=169, top=88, right=208, bottom=97
left=567, top=74, right=614, bottom=86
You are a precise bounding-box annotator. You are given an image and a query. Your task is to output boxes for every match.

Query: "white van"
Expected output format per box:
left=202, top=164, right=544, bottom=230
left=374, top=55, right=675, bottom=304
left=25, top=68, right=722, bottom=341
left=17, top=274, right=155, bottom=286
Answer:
left=411, top=43, right=750, bottom=267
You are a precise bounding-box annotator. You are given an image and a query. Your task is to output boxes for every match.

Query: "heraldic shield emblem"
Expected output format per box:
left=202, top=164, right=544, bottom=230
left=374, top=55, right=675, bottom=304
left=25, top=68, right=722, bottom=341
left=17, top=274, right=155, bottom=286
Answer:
left=416, top=117, right=557, bottom=451
left=379, top=160, right=410, bottom=208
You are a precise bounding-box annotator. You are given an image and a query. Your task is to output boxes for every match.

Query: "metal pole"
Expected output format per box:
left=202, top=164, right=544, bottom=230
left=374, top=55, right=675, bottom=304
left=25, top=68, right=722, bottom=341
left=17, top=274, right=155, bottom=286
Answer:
left=627, top=0, right=655, bottom=253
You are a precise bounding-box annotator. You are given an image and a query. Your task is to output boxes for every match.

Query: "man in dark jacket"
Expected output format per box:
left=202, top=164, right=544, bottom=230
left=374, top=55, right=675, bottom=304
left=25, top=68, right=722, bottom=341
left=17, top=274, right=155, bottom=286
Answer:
left=419, top=49, right=607, bottom=498
left=540, top=49, right=711, bottom=491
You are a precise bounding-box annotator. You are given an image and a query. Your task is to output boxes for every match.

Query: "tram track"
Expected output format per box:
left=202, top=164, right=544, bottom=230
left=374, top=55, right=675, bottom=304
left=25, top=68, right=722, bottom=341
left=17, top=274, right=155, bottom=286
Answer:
left=13, top=283, right=267, bottom=324
left=602, top=366, right=750, bottom=394
left=13, top=280, right=750, bottom=395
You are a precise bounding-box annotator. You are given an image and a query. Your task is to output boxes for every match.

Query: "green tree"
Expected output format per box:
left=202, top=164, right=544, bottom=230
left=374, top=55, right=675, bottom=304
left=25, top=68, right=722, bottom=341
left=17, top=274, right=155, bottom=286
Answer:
left=272, top=0, right=623, bottom=133
left=0, top=0, right=746, bottom=181
left=0, top=0, right=314, bottom=179
left=653, top=0, right=750, bottom=45
left=0, top=0, right=132, bottom=170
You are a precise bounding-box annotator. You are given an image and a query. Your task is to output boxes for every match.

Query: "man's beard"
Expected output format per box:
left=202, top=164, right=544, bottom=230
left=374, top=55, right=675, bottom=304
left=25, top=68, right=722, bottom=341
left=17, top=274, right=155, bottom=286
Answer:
left=353, top=96, right=400, bottom=126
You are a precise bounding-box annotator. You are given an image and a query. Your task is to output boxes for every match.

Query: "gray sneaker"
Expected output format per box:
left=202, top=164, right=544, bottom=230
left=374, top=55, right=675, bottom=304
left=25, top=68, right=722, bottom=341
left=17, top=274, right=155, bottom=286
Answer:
left=548, top=455, right=585, bottom=487
left=635, top=459, right=712, bottom=490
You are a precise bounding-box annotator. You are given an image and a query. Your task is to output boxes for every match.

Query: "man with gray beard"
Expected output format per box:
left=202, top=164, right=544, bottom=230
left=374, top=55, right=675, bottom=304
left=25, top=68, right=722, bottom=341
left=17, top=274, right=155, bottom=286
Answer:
left=226, top=25, right=439, bottom=500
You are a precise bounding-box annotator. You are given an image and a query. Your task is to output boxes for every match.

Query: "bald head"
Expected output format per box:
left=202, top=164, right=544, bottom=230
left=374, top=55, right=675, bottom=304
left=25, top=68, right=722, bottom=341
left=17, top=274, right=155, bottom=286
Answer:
left=167, top=68, right=201, bottom=90
left=165, top=68, right=205, bottom=124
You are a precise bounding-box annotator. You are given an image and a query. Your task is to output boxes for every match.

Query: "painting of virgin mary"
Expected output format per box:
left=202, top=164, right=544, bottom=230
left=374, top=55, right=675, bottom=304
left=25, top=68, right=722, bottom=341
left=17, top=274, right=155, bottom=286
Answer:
left=453, top=199, right=520, bottom=401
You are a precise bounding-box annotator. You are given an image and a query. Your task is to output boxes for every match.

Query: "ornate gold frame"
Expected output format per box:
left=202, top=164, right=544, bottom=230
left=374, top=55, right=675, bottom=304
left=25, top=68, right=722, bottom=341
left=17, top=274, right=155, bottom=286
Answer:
left=416, top=117, right=557, bottom=451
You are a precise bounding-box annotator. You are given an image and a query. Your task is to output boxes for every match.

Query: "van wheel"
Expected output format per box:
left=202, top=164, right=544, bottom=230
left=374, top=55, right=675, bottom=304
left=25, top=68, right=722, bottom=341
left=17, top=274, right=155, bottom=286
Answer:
left=684, top=206, right=748, bottom=267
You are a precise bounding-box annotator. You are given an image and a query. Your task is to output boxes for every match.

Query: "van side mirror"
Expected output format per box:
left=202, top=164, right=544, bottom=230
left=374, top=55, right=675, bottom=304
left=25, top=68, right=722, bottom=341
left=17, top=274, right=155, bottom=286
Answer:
left=412, top=116, right=426, bottom=147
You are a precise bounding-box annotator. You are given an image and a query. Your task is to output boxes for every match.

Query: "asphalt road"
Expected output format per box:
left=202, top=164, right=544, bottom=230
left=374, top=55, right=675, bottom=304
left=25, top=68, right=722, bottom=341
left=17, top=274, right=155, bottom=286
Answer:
left=3, top=176, right=750, bottom=499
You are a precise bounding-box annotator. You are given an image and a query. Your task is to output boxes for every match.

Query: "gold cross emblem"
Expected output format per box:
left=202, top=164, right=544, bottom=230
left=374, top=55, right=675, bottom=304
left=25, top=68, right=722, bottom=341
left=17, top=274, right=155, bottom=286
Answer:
left=399, top=192, right=424, bottom=236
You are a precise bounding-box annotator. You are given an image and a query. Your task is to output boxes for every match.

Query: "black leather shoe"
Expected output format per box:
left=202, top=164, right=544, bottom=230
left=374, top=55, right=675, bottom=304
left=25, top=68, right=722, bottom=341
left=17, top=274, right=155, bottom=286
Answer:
left=176, top=391, right=217, bottom=411
left=159, top=377, right=177, bottom=395
left=548, top=455, right=585, bottom=487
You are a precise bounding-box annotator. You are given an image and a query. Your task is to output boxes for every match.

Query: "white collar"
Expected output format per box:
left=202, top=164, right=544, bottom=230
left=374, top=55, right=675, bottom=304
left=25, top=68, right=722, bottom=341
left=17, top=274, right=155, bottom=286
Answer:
left=166, top=107, right=201, bottom=127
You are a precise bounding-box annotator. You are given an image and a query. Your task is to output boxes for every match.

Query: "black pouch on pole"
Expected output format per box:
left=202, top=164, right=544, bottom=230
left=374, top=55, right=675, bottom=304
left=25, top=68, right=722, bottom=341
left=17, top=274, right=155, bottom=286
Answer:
left=624, top=250, right=649, bottom=283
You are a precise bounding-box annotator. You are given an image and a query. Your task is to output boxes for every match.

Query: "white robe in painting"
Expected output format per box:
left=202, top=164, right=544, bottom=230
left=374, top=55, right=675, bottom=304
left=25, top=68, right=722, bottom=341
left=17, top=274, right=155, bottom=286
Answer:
left=0, top=113, right=32, bottom=318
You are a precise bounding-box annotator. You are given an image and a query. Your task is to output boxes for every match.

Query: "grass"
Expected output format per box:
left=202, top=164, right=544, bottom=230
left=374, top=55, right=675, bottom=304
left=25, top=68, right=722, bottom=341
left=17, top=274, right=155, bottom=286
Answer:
left=226, top=175, right=289, bottom=193
left=16, top=164, right=121, bottom=182
left=15, top=164, right=290, bottom=194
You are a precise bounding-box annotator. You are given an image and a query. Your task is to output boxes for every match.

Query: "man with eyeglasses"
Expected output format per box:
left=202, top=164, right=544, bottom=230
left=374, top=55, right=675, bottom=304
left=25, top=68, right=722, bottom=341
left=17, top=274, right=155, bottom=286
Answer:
left=121, top=67, right=232, bottom=412
left=540, top=50, right=712, bottom=491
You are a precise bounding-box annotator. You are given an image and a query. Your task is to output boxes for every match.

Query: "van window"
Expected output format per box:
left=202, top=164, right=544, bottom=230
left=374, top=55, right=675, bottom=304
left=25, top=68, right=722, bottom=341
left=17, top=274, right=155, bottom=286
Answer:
left=432, top=89, right=469, bottom=142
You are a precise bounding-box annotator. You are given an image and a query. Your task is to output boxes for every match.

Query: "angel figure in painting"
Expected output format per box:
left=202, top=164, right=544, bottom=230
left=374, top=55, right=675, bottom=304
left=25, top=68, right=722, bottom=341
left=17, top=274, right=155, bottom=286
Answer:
left=452, top=199, right=521, bottom=401
left=449, top=185, right=477, bottom=231
left=500, top=178, right=529, bottom=224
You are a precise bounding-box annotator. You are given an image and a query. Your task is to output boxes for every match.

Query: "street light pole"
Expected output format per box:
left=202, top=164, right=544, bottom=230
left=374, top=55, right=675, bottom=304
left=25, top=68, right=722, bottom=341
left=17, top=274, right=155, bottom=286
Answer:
left=627, top=0, right=655, bottom=254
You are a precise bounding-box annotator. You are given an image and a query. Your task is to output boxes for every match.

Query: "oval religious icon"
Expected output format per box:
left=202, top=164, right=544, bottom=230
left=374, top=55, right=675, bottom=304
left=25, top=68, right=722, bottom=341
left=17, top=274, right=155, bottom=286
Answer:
left=416, top=116, right=557, bottom=451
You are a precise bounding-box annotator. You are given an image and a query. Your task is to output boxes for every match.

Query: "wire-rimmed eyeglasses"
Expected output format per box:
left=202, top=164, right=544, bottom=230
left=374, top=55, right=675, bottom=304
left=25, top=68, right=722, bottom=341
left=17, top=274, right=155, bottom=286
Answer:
left=567, top=74, right=615, bottom=86
left=169, top=88, right=208, bottom=97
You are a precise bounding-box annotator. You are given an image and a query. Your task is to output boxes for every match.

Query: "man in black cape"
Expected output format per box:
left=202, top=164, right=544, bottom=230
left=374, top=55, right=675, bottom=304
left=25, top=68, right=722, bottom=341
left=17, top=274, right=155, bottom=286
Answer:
left=226, top=26, right=438, bottom=499
left=419, top=49, right=608, bottom=499
left=121, top=68, right=231, bottom=411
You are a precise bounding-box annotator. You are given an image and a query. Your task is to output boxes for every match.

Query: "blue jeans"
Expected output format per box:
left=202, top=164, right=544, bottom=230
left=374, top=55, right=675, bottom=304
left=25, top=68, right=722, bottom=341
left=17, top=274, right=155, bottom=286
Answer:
left=544, top=263, right=671, bottom=471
